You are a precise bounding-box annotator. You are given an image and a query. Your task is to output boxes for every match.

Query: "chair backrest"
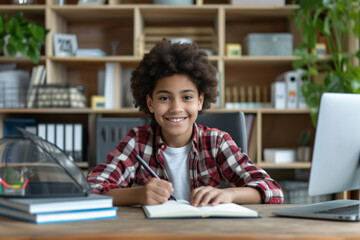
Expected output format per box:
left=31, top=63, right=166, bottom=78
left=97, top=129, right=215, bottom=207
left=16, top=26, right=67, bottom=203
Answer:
left=196, top=112, right=247, bottom=153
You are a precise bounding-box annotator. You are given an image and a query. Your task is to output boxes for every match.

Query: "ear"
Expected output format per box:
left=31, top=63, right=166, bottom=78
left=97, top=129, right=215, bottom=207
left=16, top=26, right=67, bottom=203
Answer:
left=198, top=93, right=204, bottom=111
left=146, top=94, right=154, bottom=113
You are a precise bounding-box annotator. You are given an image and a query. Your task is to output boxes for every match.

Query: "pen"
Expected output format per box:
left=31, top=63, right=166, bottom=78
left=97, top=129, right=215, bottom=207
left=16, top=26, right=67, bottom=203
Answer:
left=135, top=154, right=177, bottom=201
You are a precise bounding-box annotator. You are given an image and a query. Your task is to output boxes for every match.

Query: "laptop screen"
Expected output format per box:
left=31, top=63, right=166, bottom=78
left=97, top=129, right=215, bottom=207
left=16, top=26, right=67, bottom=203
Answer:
left=308, top=93, right=360, bottom=196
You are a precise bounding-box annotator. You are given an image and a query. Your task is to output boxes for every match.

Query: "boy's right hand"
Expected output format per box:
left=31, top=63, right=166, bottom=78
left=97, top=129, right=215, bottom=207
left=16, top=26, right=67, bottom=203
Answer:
left=140, top=178, right=174, bottom=205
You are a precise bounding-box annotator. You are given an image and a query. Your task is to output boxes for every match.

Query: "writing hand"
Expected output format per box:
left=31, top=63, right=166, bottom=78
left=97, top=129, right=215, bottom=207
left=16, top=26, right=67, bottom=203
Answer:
left=140, top=178, right=175, bottom=205
left=190, top=186, right=233, bottom=207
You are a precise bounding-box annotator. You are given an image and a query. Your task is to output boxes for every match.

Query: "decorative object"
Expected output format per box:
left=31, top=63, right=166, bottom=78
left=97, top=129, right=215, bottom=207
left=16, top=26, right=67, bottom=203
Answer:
left=53, top=33, right=78, bottom=57
left=109, top=41, right=119, bottom=55
left=297, top=130, right=311, bottom=162
left=291, top=0, right=360, bottom=126
left=91, top=95, right=105, bottom=109
left=226, top=43, right=241, bottom=56
left=0, top=12, right=48, bottom=64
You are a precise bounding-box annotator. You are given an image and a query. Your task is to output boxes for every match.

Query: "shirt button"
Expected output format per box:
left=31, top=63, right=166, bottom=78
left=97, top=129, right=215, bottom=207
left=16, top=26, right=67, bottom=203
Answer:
left=160, top=144, right=165, bottom=149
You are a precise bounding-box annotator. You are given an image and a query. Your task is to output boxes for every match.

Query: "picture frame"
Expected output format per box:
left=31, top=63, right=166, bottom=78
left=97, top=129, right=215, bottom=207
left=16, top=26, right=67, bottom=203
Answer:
left=53, top=34, right=78, bottom=57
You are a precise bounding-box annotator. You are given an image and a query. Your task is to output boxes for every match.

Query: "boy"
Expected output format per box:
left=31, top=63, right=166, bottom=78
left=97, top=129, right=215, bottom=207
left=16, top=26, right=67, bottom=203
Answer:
left=87, top=39, right=283, bottom=206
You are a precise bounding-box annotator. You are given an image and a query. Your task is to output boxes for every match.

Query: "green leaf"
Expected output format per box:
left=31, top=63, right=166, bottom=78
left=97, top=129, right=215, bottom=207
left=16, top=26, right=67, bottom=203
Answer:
left=0, top=39, right=4, bottom=53
left=5, top=43, right=16, bottom=56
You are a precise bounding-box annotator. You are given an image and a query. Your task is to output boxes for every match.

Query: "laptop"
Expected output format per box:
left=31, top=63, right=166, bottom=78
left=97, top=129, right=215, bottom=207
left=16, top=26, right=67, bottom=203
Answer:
left=273, top=93, right=360, bottom=221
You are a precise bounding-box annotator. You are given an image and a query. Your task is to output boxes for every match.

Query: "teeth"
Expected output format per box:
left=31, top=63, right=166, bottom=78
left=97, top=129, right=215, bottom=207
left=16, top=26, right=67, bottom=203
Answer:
left=168, top=118, right=184, bottom=122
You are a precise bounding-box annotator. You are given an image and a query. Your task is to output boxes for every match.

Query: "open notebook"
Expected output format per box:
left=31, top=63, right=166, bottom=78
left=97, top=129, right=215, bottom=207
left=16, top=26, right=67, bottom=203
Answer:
left=142, top=200, right=259, bottom=219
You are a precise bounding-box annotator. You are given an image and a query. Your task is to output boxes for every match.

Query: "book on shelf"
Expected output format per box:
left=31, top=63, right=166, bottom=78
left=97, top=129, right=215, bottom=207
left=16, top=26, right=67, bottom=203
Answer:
left=0, top=194, right=113, bottom=214
left=142, top=200, right=259, bottom=219
left=0, top=205, right=117, bottom=224
left=27, top=65, right=46, bottom=108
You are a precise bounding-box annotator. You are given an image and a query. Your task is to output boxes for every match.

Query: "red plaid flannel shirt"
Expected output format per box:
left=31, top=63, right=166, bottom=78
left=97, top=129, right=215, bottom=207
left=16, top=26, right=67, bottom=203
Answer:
left=87, top=124, right=284, bottom=204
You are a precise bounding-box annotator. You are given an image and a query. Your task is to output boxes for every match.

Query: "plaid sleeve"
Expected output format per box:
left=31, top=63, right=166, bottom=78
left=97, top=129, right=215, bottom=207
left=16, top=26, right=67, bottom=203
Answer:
left=87, top=131, right=139, bottom=194
left=217, top=133, right=284, bottom=204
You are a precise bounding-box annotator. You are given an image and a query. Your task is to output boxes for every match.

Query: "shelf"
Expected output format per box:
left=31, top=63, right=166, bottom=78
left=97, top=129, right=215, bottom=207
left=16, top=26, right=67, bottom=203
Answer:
left=0, top=108, right=143, bottom=114
left=51, top=6, right=134, bottom=20
left=0, top=5, right=45, bottom=15
left=224, top=56, right=299, bottom=65
left=0, top=56, right=46, bottom=63
left=259, top=162, right=311, bottom=169
left=0, top=108, right=311, bottom=115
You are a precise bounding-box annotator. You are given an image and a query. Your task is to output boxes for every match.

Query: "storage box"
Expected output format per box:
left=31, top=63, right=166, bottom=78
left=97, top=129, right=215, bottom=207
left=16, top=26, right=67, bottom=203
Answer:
left=243, top=33, right=293, bottom=56
left=263, top=148, right=296, bottom=164
left=34, top=84, right=87, bottom=108
left=0, top=70, right=29, bottom=108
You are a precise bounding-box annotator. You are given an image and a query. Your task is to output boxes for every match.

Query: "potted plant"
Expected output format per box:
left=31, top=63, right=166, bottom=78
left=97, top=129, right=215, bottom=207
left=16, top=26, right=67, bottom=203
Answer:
left=0, top=12, right=49, bottom=64
left=291, top=0, right=360, bottom=126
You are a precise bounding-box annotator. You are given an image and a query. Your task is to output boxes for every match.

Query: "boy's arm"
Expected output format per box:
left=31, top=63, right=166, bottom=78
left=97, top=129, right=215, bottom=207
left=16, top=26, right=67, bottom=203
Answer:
left=105, top=178, right=174, bottom=206
left=190, top=186, right=261, bottom=207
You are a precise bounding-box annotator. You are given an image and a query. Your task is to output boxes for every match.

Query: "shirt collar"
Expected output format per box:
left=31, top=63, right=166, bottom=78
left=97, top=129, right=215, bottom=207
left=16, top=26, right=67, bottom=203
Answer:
left=153, top=123, right=200, bottom=151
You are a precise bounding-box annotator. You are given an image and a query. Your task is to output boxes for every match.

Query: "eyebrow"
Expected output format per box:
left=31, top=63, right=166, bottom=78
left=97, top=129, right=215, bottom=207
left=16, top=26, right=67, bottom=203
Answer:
left=155, top=89, right=196, bottom=95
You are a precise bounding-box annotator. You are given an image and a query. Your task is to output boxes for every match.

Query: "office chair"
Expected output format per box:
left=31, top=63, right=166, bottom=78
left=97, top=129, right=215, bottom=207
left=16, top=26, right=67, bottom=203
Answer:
left=196, top=111, right=247, bottom=154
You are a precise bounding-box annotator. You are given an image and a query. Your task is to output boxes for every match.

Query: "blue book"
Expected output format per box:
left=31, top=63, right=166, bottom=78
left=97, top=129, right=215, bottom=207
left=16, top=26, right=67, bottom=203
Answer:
left=0, top=194, right=113, bottom=214
left=0, top=205, right=117, bottom=224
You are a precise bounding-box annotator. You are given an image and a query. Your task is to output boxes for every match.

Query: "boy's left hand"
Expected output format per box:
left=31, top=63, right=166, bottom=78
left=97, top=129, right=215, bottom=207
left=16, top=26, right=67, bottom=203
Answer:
left=190, top=186, right=233, bottom=207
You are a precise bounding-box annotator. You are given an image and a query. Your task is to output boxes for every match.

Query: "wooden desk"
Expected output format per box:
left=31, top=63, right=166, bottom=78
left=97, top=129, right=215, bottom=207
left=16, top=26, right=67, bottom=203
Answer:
left=1, top=204, right=360, bottom=240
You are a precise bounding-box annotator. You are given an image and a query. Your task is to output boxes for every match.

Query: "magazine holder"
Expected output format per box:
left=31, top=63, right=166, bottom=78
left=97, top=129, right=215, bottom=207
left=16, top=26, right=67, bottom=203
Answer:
left=0, top=128, right=91, bottom=198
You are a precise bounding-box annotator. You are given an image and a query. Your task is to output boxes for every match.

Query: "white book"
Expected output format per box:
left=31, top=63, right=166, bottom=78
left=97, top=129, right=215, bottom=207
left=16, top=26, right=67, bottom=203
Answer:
left=142, top=200, right=259, bottom=219
left=73, top=123, right=83, bottom=162
left=0, top=206, right=117, bottom=224
left=27, top=65, right=45, bottom=108
left=104, top=62, right=122, bottom=109
left=55, top=124, right=65, bottom=150
left=37, top=123, right=47, bottom=140
left=65, top=124, right=74, bottom=158
left=271, top=82, right=286, bottom=109
left=0, top=194, right=113, bottom=214
left=263, top=148, right=296, bottom=164
left=46, top=123, right=55, bottom=144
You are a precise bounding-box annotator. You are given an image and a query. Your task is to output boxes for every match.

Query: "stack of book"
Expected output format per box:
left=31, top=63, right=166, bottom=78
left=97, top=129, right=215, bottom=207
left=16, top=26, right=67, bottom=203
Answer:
left=0, top=194, right=117, bottom=224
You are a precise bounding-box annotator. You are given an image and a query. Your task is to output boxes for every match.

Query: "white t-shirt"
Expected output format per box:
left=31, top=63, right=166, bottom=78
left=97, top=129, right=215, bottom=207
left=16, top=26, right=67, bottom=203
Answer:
left=163, top=142, right=192, bottom=201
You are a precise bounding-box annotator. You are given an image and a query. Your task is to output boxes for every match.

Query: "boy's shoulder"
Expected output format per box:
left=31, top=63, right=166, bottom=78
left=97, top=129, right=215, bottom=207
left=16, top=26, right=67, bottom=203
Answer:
left=195, top=123, right=227, bottom=139
left=129, top=124, right=153, bottom=137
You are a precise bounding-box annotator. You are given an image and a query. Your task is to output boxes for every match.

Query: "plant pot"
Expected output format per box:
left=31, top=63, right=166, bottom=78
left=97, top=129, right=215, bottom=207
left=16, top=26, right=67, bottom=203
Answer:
left=297, top=146, right=311, bottom=162
left=3, top=35, right=25, bottom=57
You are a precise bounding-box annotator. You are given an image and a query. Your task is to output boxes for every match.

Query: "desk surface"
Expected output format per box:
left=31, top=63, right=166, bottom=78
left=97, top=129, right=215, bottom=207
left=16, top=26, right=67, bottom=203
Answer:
left=1, top=204, right=360, bottom=240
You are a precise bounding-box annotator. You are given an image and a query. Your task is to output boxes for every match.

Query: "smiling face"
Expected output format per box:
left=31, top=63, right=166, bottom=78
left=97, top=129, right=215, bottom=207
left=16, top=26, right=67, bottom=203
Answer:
left=146, top=74, right=204, bottom=148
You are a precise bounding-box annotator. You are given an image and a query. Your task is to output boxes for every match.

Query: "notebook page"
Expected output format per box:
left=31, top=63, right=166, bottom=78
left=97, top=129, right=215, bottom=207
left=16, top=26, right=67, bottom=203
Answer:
left=143, top=200, right=201, bottom=218
left=199, top=203, right=258, bottom=217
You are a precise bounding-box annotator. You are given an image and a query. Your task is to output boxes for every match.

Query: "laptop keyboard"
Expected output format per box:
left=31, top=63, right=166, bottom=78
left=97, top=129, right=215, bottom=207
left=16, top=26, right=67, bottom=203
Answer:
left=316, top=204, right=359, bottom=215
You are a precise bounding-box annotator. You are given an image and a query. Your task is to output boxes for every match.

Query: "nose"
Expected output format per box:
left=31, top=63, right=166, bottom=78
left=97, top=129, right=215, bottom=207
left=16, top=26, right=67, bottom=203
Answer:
left=169, top=98, right=183, bottom=113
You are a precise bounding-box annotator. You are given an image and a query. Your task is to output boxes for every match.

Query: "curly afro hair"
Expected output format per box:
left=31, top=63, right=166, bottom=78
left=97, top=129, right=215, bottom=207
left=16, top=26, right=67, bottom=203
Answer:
left=130, top=39, right=218, bottom=117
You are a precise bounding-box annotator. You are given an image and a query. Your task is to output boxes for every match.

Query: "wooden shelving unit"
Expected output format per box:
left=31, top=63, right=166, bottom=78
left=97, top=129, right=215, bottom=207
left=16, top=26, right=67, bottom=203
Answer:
left=0, top=0, right=320, bottom=175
